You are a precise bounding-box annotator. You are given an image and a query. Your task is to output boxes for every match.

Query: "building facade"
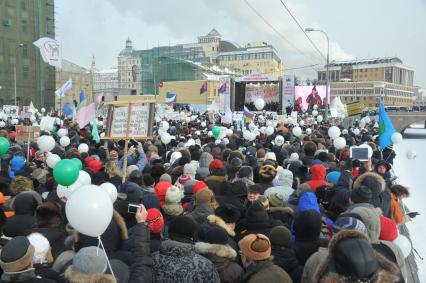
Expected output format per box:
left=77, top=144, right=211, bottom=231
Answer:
left=317, top=57, right=415, bottom=108
left=118, top=38, right=141, bottom=95
left=90, top=56, right=118, bottom=91
left=217, top=42, right=283, bottom=77
left=55, top=59, right=92, bottom=108
left=0, top=0, right=55, bottom=108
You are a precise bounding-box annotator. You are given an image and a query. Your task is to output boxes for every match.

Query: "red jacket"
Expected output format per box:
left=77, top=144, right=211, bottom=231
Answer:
left=305, top=164, right=330, bottom=192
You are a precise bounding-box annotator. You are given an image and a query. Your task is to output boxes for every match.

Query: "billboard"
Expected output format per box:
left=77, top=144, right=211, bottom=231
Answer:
left=294, top=85, right=329, bottom=112
left=244, top=83, right=279, bottom=111
left=282, top=75, right=295, bottom=112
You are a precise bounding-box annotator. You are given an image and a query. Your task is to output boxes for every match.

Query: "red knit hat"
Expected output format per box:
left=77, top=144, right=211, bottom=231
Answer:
left=178, top=174, right=191, bottom=185
left=84, top=156, right=94, bottom=166
left=146, top=208, right=164, bottom=234
left=88, top=159, right=103, bottom=173
left=209, top=159, right=224, bottom=174
left=379, top=216, right=398, bottom=241
left=193, top=181, right=208, bottom=195
left=154, top=181, right=172, bottom=206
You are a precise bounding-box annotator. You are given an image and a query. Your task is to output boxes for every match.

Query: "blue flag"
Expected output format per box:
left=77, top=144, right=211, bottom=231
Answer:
left=63, top=104, right=73, bottom=117
left=378, top=97, right=396, bottom=149
left=79, top=90, right=85, bottom=103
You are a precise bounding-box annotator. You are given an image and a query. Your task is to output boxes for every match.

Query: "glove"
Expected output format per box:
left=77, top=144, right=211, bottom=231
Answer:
left=128, top=146, right=136, bottom=157
left=137, top=142, right=144, bottom=154
left=407, top=212, right=420, bottom=218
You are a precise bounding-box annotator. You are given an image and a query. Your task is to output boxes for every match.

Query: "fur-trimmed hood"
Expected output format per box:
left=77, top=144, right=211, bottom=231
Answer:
left=112, top=210, right=128, bottom=240
left=268, top=206, right=294, bottom=216
left=353, top=172, right=386, bottom=192
left=313, top=230, right=400, bottom=283
left=195, top=242, right=237, bottom=259
left=64, top=265, right=116, bottom=283
left=207, top=214, right=235, bottom=237
left=205, top=175, right=227, bottom=183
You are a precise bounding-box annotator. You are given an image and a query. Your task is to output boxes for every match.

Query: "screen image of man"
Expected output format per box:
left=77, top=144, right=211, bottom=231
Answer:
left=306, top=86, right=323, bottom=110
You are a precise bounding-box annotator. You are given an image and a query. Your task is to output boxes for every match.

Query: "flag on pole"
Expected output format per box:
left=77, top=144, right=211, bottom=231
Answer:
left=92, top=115, right=100, bottom=144
left=62, top=104, right=73, bottom=117
left=218, top=80, right=227, bottom=94
left=200, top=81, right=208, bottom=95
left=76, top=102, right=95, bottom=128
left=55, top=78, right=72, bottom=98
left=165, top=92, right=177, bottom=104
left=378, top=97, right=396, bottom=149
left=79, top=90, right=85, bottom=103
left=33, top=37, right=62, bottom=68
left=72, top=103, right=76, bottom=123
left=243, top=106, right=254, bottom=122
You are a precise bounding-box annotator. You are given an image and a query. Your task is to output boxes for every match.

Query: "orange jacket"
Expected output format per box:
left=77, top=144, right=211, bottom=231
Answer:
left=390, top=193, right=404, bottom=224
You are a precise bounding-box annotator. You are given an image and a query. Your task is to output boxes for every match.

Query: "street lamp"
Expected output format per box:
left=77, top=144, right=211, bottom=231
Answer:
left=14, top=43, right=24, bottom=106
left=305, top=28, right=330, bottom=120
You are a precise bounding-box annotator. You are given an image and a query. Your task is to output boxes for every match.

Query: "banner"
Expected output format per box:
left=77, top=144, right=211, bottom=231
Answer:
left=21, top=106, right=32, bottom=119
left=55, top=78, right=72, bottom=98
left=33, top=37, right=62, bottom=68
left=282, top=75, right=295, bottom=112
left=294, top=85, right=329, bottom=112
left=219, top=76, right=231, bottom=114
left=2, top=105, right=20, bottom=118
left=346, top=101, right=363, bottom=117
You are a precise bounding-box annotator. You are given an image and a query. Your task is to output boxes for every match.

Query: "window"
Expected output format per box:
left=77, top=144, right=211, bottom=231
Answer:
left=21, top=20, right=27, bottom=32
left=22, top=44, right=28, bottom=58
left=212, top=47, right=214, bottom=51
left=20, top=0, right=27, bottom=10
left=243, top=54, right=249, bottom=60
left=249, top=54, right=256, bottom=60
left=23, top=66, right=29, bottom=80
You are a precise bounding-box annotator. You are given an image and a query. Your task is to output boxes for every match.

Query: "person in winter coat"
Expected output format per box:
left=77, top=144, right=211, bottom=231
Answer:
left=352, top=171, right=392, bottom=217
left=186, top=189, right=217, bottom=224
left=238, top=233, right=293, bottom=283
left=3, top=192, right=39, bottom=237
left=256, top=165, right=277, bottom=193
left=264, top=168, right=294, bottom=203
left=205, top=160, right=228, bottom=196
left=195, top=227, right=244, bottom=283
left=27, top=232, right=59, bottom=282
left=0, top=236, right=56, bottom=283
left=146, top=208, right=164, bottom=253
left=312, top=230, right=402, bottom=283
left=231, top=166, right=255, bottom=188
left=114, top=182, right=144, bottom=229
left=269, top=226, right=304, bottom=283
left=304, top=164, right=330, bottom=192
left=196, top=152, right=214, bottom=180
left=390, top=184, right=416, bottom=225
left=152, top=215, right=220, bottom=283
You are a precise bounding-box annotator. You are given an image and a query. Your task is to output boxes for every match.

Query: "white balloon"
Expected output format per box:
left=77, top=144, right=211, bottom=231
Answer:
left=57, top=184, right=76, bottom=202
left=260, top=127, right=266, bottom=134
left=292, top=126, right=302, bottom=137
left=3, top=108, right=10, bottom=114
left=222, top=137, right=229, bottom=145
left=57, top=128, right=68, bottom=138
left=161, top=133, right=171, bottom=144
left=265, top=126, right=274, bottom=136
left=393, top=234, right=412, bottom=258
left=290, top=153, right=299, bottom=161
left=353, top=128, right=360, bottom=135
left=317, top=115, right=323, bottom=123
left=208, top=131, right=213, bottom=137
left=32, top=122, right=39, bottom=126
left=160, top=121, right=169, bottom=131
left=41, top=108, right=46, bottom=113
left=342, top=129, right=348, bottom=135
left=305, top=128, right=312, bottom=135
left=359, top=120, right=366, bottom=129
left=37, top=135, right=56, bottom=153
left=248, top=132, right=256, bottom=141
left=46, top=154, right=61, bottom=169
left=406, top=150, right=416, bottom=160
left=100, top=182, right=117, bottom=203
left=391, top=132, right=403, bottom=144
left=333, top=137, right=346, bottom=150
left=299, top=120, right=305, bottom=127
left=78, top=143, right=89, bottom=153
left=248, top=122, right=256, bottom=132
left=60, top=136, right=70, bottom=147
left=313, top=104, right=318, bottom=110
left=65, top=185, right=113, bottom=237
left=287, top=117, right=294, bottom=125
left=77, top=170, right=91, bottom=186
left=30, top=116, right=36, bottom=123
left=243, top=130, right=251, bottom=140
left=266, top=120, right=273, bottom=127
left=254, top=98, right=265, bottom=110
left=97, top=120, right=104, bottom=127
left=328, top=126, right=341, bottom=139
left=312, top=110, right=318, bottom=117
left=201, top=121, right=207, bottom=128
left=0, top=121, right=5, bottom=128
left=365, top=116, right=371, bottom=124
left=11, top=118, right=19, bottom=125
left=185, top=138, right=196, bottom=147
left=226, top=129, right=233, bottom=137
left=275, top=135, right=285, bottom=146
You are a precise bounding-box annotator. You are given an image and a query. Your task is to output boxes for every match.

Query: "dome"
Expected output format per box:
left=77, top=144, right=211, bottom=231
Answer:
left=119, top=37, right=134, bottom=56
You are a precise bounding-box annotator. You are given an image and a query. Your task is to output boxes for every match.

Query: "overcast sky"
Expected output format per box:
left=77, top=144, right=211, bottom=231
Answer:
left=56, top=0, right=426, bottom=87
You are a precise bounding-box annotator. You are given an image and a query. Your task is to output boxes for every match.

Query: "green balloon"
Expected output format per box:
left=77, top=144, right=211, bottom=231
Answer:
left=71, top=158, right=83, bottom=170
left=53, top=159, right=79, bottom=186
left=0, top=137, right=10, bottom=156
left=212, top=126, right=221, bottom=139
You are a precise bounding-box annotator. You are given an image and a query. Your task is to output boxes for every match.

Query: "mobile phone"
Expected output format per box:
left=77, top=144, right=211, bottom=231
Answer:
left=128, top=204, right=139, bottom=214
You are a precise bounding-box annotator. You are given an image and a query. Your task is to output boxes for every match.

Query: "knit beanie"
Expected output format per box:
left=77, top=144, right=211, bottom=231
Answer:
left=215, top=204, right=241, bottom=223
left=293, top=210, right=322, bottom=242
left=0, top=236, right=35, bottom=272
left=350, top=185, right=372, bottom=204
left=141, top=194, right=161, bottom=210
left=326, top=171, right=341, bottom=185
left=183, top=179, right=197, bottom=195
left=169, top=151, right=182, bottom=165
left=143, top=175, right=155, bottom=187
left=264, top=152, right=277, bottom=162
left=177, top=174, right=191, bottom=186
left=165, top=186, right=182, bottom=204
left=159, top=173, right=172, bottom=183
left=269, top=226, right=291, bottom=248
left=146, top=208, right=164, bottom=234
left=238, top=234, right=271, bottom=261
left=184, top=163, right=197, bottom=179
left=73, top=246, right=107, bottom=275
left=195, top=188, right=215, bottom=205
left=332, top=216, right=368, bottom=235
left=209, top=159, right=226, bottom=176
left=204, top=227, right=229, bottom=245
left=246, top=201, right=269, bottom=223
left=238, top=166, right=253, bottom=179
left=379, top=216, right=398, bottom=241
left=268, top=193, right=284, bottom=207
left=169, top=215, right=197, bottom=241
left=154, top=181, right=172, bottom=206
left=88, top=160, right=103, bottom=173
left=193, top=181, right=208, bottom=195
left=27, top=233, right=52, bottom=264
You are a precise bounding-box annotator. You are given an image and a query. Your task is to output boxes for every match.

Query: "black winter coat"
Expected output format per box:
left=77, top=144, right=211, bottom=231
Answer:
left=293, top=238, right=328, bottom=265
left=271, top=246, right=303, bottom=283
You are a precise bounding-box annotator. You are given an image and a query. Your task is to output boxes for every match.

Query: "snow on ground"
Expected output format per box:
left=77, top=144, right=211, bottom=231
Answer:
left=393, top=138, right=425, bottom=280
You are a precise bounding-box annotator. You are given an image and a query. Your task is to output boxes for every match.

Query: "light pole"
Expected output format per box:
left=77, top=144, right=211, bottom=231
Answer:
left=14, top=43, right=24, bottom=106
left=305, top=28, right=330, bottom=120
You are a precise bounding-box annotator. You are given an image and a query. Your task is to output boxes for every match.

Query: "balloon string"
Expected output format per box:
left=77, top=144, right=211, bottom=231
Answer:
left=97, top=236, right=115, bottom=279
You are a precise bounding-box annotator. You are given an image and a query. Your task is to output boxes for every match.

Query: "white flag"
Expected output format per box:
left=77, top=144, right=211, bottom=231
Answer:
left=55, top=78, right=73, bottom=98
left=33, top=37, right=62, bottom=68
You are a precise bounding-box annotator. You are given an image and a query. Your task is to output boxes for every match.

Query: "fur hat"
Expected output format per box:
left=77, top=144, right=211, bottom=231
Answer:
left=165, top=186, right=182, bottom=204
left=238, top=233, right=271, bottom=261
left=215, top=204, right=241, bottom=223
left=246, top=201, right=269, bottom=223
left=35, top=202, right=62, bottom=228
left=10, top=176, right=33, bottom=196
left=259, top=165, right=277, bottom=183
left=351, top=185, right=372, bottom=204
left=169, top=215, right=197, bottom=242
left=146, top=208, right=164, bottom=234
left=204, top=227, right=229, bottom=245
left=0, top=236, right=35, bottom=272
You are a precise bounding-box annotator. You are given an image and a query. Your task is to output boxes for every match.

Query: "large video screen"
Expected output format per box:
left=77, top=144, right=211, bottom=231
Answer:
left=244, top=83, right=279, bottom=111
left=294, top=85, right=328, bottom=112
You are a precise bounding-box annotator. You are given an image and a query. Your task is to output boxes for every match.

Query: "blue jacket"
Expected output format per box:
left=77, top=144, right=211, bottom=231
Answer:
left=118, top=152, right=147, bottom=172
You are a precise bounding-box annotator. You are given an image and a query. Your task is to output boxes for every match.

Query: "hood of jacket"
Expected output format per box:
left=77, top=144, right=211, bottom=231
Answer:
left=298, top=192, right=320, bottom=213
left=13, top=193, right=38, bottom=215
left=273, top=168, right=293, bottom=188
left=310, top=164, right=327, bottom=180
left=313, top=230, right=400, bottom=283
left=207, top=214, right=235, bottom=237
left=344, top=206, right=381, bottom=243
left=195, top=242, right=237, bottom=259
left=353, top=172, right=386, bottom=194
left=199, top=152, right=213, bottom=168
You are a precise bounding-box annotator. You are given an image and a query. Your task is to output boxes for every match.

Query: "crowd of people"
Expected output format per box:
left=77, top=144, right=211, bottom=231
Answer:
left=0, top=109, right=418, bottom=283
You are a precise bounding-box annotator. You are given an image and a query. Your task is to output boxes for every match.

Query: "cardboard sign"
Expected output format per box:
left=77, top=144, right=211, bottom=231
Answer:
left=15, top=125, right=40, bottom=142
left=21, top=106, right=32, bottom=119
left=346, top=101, right=363, bottom=117
left=2, top=105, right=19, bottom=118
